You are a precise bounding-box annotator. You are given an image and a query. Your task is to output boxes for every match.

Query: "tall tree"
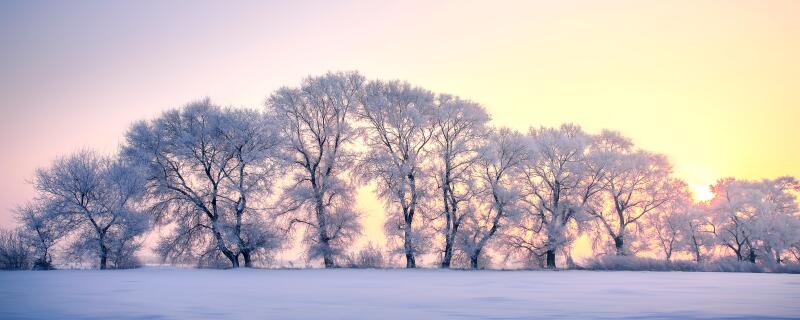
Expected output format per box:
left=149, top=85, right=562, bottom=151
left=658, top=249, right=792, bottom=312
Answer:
left=267, top=71, right=364, bottom=268
left=123, top=101, right=283, bottom=268
left=458, top=128, right=527, bottom=269
left=356, top=80, right=436, bottom=268
left=430, top=94, right=490, bottom=268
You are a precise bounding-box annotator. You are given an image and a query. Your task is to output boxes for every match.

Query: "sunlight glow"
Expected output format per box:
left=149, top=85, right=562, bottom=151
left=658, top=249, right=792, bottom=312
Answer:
left=691, top=184, right=715, bottom=202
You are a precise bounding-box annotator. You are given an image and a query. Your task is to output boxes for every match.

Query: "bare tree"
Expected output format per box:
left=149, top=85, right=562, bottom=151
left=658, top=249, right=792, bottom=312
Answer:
left=430, top=94, right=490, bottom=268
left=457, top=128, right=527, bottom=269
left=32, top=150, right=149, bottom=269
left=356, top=80, right=436, bottom=268
left=123, top=101, right=283, bottom=268
left=267, top=71, right=364, bottom=268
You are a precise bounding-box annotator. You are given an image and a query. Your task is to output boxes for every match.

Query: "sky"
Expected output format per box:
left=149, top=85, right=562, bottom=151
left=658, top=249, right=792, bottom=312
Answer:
left=1, top=0, right=798, bottom=253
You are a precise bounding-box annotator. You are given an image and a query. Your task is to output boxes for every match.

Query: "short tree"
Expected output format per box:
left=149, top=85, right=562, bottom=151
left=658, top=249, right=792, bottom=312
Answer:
left=32, top=150, right=149, bottom=269
left=16, top=202, right=67, bottom=269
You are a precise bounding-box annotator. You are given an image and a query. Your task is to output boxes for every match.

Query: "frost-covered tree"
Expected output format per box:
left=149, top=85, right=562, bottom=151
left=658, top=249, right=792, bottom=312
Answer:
left=680, top=205, right=716, bottom=263
left=457, top=128, right=527, bottom=269
left=710, top=177, right=800, bottom=264
left=356, top=80, right=436, bottom=268
left=753, top=177, right=800, bottom=264
left=588, top=131, right=676, bottom=256
left=646, top=183, right=697, bottom=261
left=267, top=72, right=364, bottom=268
left=511, top=124, right=604, bottom=268
left=32, top=150, right=149, bottom=269
left=15, top=202, right=68, bottom=269
left=710, top=178, right=760, bottom=262
left=430, top=94, right=490, bottom=268
left=123, top=101, right=283, bottom=268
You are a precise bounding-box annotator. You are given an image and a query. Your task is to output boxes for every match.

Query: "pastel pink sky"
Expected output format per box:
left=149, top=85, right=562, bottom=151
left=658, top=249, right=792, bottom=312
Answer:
left=1, top=0, right=798, bottom=239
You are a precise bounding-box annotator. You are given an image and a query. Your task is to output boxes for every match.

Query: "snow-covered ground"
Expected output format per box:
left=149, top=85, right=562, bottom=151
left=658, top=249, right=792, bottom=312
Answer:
left=1, top=268, right=798, bottom=319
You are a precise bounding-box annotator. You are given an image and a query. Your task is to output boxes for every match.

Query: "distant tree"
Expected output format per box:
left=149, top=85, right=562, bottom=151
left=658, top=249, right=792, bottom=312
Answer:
left=32, top=150, right=149, bottom=269
left=679, top=204, right=716, bottom=263
left=710, top=177, right=800, bottom=264
left=267, top=72, right=364, bottom=268
left=647, top=184, right=693, bottom=261
left=123, top=101, right=283, bottom=268
left=511, top=124, right=604, bottom=268
left=753, top=177, right=800, bottom=264
left=430, top=94, right=490, bottom=268
left=709, top=178, right=760, bottom=262
left=356, top=80, right=436, bottom=268
left=457, top=128, right=527, bottom=269
left=587, top=131, right=676, bottom=256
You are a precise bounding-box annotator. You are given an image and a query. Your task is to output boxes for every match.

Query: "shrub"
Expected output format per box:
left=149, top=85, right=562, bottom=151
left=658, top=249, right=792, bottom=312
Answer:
left=583, top=255, right=800, bottom=273
left=0, top=229, right=33, bottom=270
left=347, top=243, right=385, bottom=268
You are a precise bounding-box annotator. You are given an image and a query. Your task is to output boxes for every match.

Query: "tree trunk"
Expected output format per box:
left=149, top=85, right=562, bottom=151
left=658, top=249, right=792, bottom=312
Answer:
left=614, top=236, right=625, bottom=256
left=441, top=223, right=458, bottom=268
left=404, top=172, right=418, bottom=269
left=230, top=254, right=240, bottom=268
left=748, top=248, right=757, bottom=263
left=323, top=249, right=335, bottom=268
left=99, top=246, right=108, bottom=270
left=213, top=230, right=239, bottom=268
left=403, top=213, right=416, bottom=268
left=242, top=250, right=253, bottom=268
left=545, top=249, right=556, bottom=269
left=314, top=194, right=335, bottom=268
left=691, top=236, right=702, bottom=263
left=470, top=248, right=481, bottom=269
left=441, top=244, right=452, bottom=268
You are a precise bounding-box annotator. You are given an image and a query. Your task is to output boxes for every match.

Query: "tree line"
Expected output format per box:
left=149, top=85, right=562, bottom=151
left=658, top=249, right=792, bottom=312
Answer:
left=2, top=71, right=799, bottom=270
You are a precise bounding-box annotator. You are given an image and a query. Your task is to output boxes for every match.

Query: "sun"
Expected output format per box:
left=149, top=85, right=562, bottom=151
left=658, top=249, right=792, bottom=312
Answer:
left=690, top=184, right=715, bottom=202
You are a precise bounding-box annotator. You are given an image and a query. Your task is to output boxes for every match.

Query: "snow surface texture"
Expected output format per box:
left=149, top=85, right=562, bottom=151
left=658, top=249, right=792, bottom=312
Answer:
left=1, top=268, right=798, bottom=319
